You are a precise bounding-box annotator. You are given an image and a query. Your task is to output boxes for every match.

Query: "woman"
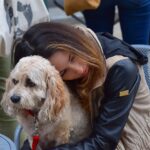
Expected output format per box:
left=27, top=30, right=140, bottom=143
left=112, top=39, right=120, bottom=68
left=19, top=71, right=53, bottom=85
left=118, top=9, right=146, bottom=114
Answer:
left=13, top=22, right=150, bottom=150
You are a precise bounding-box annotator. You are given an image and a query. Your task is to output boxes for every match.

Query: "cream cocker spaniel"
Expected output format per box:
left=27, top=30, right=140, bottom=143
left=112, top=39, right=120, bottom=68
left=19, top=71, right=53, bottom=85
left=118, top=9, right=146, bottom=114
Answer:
left=1, top=56, right=91, bottom=149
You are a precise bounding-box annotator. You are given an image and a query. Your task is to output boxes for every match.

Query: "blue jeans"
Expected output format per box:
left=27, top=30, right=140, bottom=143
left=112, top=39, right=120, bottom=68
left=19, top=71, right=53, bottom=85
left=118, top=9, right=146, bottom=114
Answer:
left=83, top=0, right=150, bottom=44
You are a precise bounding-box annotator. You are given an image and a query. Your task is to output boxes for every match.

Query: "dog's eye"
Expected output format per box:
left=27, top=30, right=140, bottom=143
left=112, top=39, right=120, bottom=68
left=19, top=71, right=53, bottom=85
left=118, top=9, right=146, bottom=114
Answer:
left=25, top=78, right=36, bottom=87
left=12, top=79, right=19, bottom=85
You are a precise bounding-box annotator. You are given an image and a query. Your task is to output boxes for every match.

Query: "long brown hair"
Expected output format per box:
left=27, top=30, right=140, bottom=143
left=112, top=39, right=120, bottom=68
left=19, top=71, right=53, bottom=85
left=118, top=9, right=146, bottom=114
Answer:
left=13, top=22, right=106, bottom=113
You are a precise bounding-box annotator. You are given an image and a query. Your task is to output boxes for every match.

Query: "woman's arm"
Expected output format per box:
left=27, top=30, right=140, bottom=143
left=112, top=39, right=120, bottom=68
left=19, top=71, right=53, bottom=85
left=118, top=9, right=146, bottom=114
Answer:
left=48, top=59, right=141, bottom=150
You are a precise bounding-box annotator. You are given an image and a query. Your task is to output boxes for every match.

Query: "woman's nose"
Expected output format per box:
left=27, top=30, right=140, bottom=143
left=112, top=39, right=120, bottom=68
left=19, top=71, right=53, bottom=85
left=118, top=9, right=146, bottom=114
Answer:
left=69, top=63, right=84, bottom=74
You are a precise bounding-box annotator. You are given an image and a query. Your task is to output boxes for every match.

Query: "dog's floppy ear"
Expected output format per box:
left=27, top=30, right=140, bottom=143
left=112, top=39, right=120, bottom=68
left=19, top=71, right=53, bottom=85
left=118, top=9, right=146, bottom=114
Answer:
left=1, top=76, right=16, bottom=116
left=38, top=68, right=69, bottom=122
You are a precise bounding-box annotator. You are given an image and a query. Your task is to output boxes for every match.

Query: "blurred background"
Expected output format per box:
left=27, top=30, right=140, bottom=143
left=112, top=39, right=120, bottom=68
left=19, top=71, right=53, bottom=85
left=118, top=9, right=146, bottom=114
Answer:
left=45, top=0, right=122, bottom=39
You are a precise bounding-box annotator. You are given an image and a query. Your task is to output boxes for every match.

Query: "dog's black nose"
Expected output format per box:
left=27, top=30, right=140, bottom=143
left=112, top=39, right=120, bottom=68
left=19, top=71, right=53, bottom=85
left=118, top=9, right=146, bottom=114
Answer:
left=10, top=95, right=21, bottom=103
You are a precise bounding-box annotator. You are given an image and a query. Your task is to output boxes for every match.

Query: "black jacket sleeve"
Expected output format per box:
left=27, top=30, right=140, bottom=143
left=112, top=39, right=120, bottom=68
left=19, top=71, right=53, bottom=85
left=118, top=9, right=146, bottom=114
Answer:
left=46, top=59, right=141, bottom=150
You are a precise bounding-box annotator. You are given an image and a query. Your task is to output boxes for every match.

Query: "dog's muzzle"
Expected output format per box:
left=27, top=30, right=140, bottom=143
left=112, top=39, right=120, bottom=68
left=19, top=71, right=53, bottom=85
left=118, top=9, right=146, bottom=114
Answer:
left=10, top=95, right=21, bottom=103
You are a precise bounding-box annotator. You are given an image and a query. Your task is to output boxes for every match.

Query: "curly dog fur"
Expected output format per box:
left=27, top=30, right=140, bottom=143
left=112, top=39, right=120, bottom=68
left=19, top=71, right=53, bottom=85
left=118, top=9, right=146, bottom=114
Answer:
left=1, top=56, right=91, bottom=149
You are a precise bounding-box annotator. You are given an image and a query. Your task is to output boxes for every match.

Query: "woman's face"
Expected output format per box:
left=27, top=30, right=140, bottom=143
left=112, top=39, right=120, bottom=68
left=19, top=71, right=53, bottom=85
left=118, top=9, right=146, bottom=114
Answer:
left=49, top=51, right=89, bottom=80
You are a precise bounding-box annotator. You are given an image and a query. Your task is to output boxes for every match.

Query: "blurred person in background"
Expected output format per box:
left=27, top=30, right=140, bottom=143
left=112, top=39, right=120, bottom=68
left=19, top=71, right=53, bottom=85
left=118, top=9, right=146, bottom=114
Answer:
left=83, top=0, right=150, bottom=44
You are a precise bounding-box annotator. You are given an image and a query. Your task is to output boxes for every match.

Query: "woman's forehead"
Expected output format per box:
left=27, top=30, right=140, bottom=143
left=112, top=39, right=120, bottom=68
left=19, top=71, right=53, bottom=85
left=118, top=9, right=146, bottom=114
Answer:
left=48, top=51, right=69, bottom=71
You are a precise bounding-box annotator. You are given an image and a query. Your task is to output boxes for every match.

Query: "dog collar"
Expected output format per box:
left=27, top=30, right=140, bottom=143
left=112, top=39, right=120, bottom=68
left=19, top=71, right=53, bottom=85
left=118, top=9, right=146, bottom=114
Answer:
left=24, top=109, right=38, bottom=117
left=25, top=109, right=34, bottom=116
left=23, top=109, right=40, bottom=150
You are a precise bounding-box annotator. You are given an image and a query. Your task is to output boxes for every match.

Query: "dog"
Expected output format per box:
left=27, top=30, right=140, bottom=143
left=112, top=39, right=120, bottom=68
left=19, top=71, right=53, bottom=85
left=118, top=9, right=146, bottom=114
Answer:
left=1, top=55, right=91, bottom=149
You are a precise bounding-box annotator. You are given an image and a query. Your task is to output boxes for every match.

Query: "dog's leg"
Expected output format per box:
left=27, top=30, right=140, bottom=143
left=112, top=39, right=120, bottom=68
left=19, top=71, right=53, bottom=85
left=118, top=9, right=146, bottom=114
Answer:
left=47, top=121, right=71, bottom=147
left=54, top=126, right=70, bottom=145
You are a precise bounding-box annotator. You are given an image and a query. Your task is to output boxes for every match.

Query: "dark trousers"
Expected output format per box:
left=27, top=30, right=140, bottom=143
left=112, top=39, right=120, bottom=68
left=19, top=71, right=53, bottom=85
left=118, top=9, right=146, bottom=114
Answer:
left=83, top=0, right=150, bottom=44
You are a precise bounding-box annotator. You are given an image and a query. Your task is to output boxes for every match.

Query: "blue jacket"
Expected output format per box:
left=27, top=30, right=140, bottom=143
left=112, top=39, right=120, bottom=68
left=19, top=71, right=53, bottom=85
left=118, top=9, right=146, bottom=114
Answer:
left=48, top=33, right=148, bottom=150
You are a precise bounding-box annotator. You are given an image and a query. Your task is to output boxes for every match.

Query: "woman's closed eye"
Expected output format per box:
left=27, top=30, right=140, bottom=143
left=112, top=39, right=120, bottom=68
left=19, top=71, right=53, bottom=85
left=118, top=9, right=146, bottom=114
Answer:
left=60, top=54, right=75, bottom=77
left=60, top=69, right=67, bottom=77
left=69, top=54, right=75, bottom=63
